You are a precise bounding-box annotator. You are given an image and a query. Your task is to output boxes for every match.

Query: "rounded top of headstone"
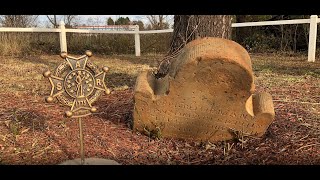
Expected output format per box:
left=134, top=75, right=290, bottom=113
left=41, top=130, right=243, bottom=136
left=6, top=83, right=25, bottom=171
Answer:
left=169, top=37, right=254, bottom=93
left=181, top=37, right=252, bottom=73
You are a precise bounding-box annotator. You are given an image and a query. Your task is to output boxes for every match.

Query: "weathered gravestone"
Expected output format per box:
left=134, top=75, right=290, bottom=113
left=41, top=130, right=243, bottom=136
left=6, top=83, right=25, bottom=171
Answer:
left=133, top=37, right=275, bottom=142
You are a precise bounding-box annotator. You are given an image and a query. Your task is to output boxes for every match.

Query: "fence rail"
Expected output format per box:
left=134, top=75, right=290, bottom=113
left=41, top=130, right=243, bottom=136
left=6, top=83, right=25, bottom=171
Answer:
left=0, top=27, right=61, bottom=32
left=0, top=15, right=319, bottom=62
left=231, top=19, right=311, bottom=27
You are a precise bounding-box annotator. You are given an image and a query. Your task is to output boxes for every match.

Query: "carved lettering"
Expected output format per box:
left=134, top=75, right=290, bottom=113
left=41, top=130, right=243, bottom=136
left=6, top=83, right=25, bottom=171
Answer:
left=57, top=82, right=62, bottom=90
left=76, top=100, right=86, bottom=106
left=96, top=79, right=102, bottom=86
left=76, top=62, right=81, bottom=68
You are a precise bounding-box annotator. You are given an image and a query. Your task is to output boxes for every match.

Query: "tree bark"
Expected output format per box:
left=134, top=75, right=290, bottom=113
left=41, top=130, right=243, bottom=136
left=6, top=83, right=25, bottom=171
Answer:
left=157, top=15, right=232, bottom=78
left=235, top=15, right=247, bottom=43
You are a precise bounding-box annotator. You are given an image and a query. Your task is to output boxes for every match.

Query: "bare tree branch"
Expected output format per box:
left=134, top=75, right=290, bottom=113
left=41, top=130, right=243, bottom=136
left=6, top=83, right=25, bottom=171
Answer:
left=46, top=15, right=78, bottom=28
left=46, top=15, right=58, bottom=28
left=146, top=15, right=169, bottom=30
left=0, top=15, right=39, bottom=27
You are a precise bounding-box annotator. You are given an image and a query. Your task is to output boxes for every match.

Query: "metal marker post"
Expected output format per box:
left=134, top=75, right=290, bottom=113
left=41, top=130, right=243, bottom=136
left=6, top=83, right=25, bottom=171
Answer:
left=43, top=50, right=111, bottom=165
left=78, top=117, right=84, bottom=165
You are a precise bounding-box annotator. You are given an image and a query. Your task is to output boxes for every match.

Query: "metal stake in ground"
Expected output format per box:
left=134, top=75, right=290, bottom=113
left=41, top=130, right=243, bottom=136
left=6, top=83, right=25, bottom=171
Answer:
left=78, top=117, right=84, bottom=164
left=43, top=50, right=111, bottom=165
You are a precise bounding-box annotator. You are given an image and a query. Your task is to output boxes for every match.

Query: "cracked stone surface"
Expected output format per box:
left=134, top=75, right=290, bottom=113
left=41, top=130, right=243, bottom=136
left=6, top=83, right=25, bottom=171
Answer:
left=133, top=37, right=275, bottom=142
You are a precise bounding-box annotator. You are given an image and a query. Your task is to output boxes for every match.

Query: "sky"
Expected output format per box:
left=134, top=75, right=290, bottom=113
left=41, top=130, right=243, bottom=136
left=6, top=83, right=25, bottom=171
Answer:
left=38, top=15, right=173, bottom=27
left=78, top=15, right=149, bottom=23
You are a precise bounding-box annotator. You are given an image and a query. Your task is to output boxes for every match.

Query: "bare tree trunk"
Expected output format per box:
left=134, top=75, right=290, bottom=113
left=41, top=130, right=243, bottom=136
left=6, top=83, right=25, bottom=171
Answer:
left=235, top=15, right=247, bottom=43
left=47, top=15, right=58, bottom=28
left=293, top=24, right=299, bottom=52
left=280, top=25, right=284, bottom=51
left=157, top=15, right=232, bottom=78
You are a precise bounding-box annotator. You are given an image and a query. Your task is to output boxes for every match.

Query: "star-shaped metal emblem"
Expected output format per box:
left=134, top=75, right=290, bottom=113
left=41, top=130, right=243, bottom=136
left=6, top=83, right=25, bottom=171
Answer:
left=43, top=50, right=111, bottom=118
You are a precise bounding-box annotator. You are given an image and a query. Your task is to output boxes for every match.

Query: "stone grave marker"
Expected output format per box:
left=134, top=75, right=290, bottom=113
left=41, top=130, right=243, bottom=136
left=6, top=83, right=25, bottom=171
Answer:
left=133, top=37, right=275, bottom=142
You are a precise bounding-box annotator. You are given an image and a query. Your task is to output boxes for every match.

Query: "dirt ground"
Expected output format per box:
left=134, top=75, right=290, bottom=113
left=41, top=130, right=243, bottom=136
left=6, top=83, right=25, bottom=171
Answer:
left=0, top=53, right=320, bottom=165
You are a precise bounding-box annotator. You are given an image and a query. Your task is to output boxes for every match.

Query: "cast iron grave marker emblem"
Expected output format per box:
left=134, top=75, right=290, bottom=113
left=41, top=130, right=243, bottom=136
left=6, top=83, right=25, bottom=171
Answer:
left=43, top=50, right=110, bottom=164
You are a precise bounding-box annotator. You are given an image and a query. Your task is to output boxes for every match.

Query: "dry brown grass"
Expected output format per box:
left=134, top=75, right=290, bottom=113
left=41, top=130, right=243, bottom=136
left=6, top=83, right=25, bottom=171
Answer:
left=0, top=54, right=162, bottom=96
left=0, top=33, right=60, bottom=56
left=0, top=53, right=320, bottom=164
left=251, top=53, right=320, bottom=135
left=0, top=32, right=171, bottom=56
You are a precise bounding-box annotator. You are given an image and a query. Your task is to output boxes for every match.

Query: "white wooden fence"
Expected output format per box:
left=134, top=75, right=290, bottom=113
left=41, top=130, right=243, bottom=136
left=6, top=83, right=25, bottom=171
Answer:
left=0, top=15, right=319, bottom=62
left=232, top=15, right=319, bottom=62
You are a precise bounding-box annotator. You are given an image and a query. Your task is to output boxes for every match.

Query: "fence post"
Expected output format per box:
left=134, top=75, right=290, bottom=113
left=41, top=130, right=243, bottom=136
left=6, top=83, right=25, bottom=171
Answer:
left=308, top=15, right=318, bottom=62
left=59, top=21, right=67, bottom=53
left=134, top=25, right=141, bottom=56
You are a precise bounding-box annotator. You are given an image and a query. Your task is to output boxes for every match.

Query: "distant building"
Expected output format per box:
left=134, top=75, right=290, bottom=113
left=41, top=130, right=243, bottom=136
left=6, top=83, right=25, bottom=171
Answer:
left=74, top=25, right=137, bottom=31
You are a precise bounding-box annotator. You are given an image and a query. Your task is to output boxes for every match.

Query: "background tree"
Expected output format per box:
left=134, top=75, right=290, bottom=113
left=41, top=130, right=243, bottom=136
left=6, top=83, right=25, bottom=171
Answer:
left=64, top=15, right=78, bottom=28
left=233, top=15, right=311, bottom=53
left=235, top=15, right=247, bottom=44
left=115, top=17, right=130, bottom=25
left=107, top=17, right=114, bottom=25
left=146, top=15, right=170, bottom=30
left=132, top=20, right=144, bottom=30
left=157, top=15, right=232, bottom=77
left=84, top=16, right=104, bottom=28
left=46, top=15, right=58, bottom=28
left=46, top=15, right=78, bottom=28
left=0, top=15, right=39, bottom=27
